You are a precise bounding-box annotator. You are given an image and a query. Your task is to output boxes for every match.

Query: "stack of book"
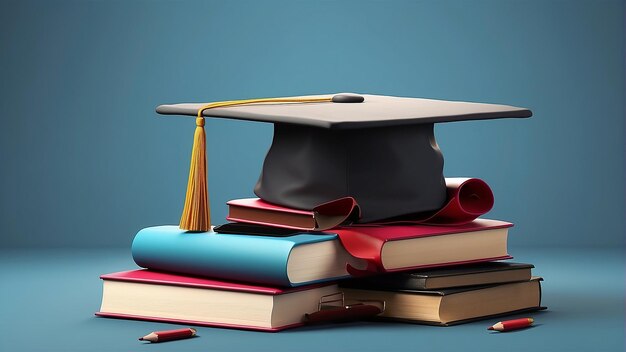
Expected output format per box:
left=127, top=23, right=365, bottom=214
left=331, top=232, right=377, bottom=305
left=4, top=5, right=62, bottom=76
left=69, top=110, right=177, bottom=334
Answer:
left=97, top=185, right=543, bottom=331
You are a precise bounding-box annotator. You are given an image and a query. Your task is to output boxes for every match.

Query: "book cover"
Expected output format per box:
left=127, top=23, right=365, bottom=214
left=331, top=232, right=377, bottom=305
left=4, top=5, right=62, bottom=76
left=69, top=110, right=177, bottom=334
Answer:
left=227, top=197, right=359, bottom=231
left=100, top=269, right=326, bottom=295
left=131, top=226, right=362, bottom=287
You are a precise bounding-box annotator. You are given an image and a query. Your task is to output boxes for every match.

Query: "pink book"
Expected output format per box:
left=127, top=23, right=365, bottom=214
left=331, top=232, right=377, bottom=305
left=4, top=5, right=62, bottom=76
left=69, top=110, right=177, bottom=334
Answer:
left=96, top=270, right=339, bottom=332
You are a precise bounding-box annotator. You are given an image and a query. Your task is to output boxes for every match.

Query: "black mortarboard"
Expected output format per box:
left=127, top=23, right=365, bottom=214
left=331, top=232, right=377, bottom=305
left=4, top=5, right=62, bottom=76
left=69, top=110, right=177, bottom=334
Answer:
left=157, top=93, right=531, bottom=228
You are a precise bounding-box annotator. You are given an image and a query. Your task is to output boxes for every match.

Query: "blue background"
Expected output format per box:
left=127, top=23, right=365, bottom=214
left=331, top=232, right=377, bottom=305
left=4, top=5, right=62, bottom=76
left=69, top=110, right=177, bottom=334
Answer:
left=1, top=1, right=624, bottom=351
left=1, top=0, right=623, bottom=248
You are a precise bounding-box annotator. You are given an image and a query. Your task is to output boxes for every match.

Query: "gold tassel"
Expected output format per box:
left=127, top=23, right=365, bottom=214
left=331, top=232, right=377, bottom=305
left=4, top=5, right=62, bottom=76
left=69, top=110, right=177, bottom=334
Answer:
left=179, top=117, right=210, bottom=231
left=179, top=95, right=337, bottom=232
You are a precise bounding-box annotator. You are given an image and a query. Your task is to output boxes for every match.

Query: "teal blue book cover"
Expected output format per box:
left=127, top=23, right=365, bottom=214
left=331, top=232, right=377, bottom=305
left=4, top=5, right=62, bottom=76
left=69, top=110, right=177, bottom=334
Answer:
left=132, top=226, right=349, bottom=287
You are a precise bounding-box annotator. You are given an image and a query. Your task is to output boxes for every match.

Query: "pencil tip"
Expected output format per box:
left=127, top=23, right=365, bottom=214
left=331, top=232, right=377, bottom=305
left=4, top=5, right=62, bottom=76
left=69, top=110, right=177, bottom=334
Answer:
left=487, top=327, right=494, bottom=330
left=138, top=338, right=144, bottom=341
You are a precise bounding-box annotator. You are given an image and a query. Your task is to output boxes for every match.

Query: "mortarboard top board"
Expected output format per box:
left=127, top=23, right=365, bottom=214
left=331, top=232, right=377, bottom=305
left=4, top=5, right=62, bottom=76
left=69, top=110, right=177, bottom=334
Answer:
left=157, top=93, right=532, bottom=226
left=157, top=93, right=531, bottom=129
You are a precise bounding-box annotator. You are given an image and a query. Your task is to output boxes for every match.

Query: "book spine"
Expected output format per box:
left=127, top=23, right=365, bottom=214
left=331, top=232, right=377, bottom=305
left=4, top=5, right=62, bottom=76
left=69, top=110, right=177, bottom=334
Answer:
left=411, top=277, right=429, bottom=290
left=131, top=227, right=295, bottom=287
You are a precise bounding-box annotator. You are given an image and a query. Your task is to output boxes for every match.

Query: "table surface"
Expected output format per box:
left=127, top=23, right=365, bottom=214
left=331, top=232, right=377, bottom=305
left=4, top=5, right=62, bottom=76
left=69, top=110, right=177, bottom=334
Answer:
left=1, top=247, right=624, bottom=352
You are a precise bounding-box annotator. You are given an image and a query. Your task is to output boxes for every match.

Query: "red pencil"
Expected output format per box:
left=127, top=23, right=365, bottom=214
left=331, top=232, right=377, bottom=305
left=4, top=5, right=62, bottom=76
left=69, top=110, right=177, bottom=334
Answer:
left=139, top=328, right=197, bottom=343
left=488, top=318, right=534, bottom=332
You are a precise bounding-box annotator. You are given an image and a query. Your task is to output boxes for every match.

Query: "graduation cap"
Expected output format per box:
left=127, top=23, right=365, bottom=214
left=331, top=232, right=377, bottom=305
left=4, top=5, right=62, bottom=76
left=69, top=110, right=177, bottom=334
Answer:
left=157, top=93, right=531, bottom=231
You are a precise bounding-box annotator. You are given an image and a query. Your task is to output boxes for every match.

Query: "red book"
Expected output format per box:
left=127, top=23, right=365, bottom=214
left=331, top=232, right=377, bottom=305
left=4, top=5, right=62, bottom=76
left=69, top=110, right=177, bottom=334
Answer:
left=96, top=270, right=339, bottom=332
left=226, top=197, right=358, bottom=231
left=333, top=219, right=513, bottom=275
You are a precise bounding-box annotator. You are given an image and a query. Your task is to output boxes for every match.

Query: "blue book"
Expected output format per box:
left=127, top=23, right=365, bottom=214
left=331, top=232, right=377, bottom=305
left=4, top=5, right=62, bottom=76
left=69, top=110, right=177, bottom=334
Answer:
left=132, top=226, right=365, bottom=287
